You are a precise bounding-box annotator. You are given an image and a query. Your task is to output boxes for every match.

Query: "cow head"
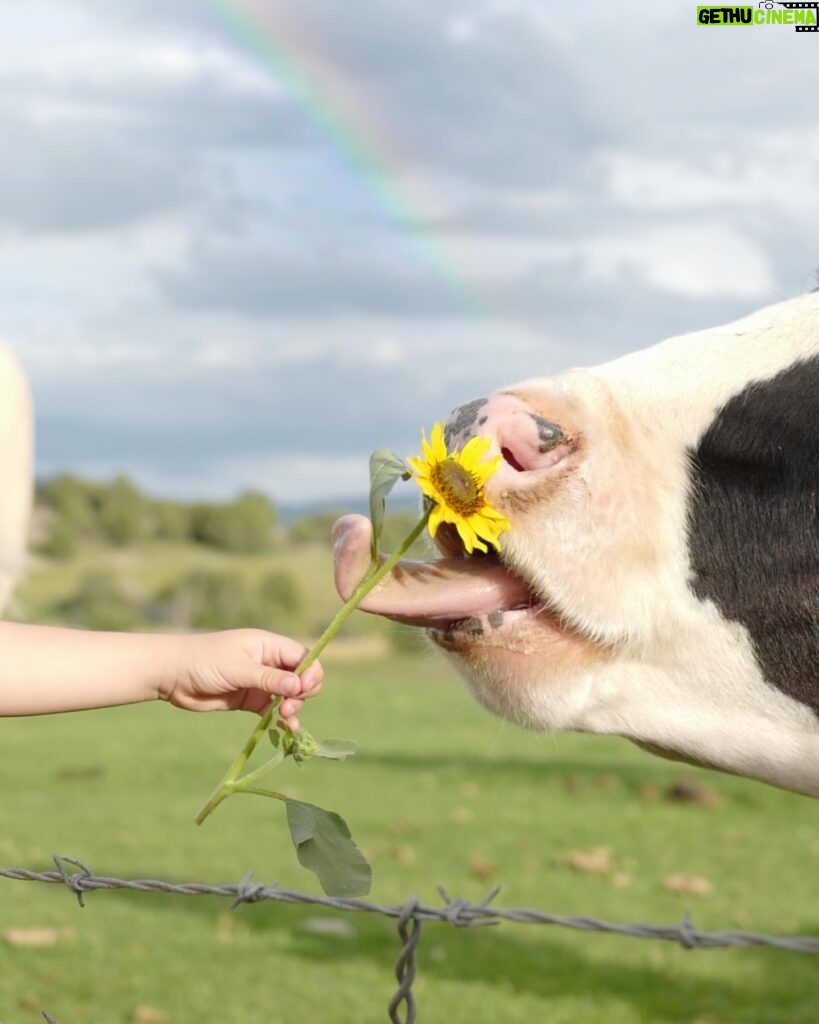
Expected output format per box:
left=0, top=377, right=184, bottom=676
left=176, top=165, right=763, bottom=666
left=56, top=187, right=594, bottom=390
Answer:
left=334, top=293, right=819, bottom=796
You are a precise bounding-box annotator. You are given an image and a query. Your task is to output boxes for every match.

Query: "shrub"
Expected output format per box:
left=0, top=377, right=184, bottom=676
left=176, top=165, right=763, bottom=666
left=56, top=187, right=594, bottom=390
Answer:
left=58, top=570, right=143, bottom=631
left=37, top=520, right=78, bottom=560
left=258, top=570, right=299, bottom=608
left=190, top=491, right=277, bottom=552
left=37, top=474, right=100, bottom=536
left=97, top=476, right=149, bottom=547
left=257, top=570, right=301, bottom=632
left=288, top=511, right=345, bottom=546
left=155, top=567, right=304, bottom=633
left=158, top=568, right=275, bottom=630
left=152, top=501, right=192, bottom=542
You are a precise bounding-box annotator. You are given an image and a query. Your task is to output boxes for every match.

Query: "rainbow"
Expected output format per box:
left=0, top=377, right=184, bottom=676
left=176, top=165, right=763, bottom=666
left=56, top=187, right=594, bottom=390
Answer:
left=203, top=0, right=481, bottom=312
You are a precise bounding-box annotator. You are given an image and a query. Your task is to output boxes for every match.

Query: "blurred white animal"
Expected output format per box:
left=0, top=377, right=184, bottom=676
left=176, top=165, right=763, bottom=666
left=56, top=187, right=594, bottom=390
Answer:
left=0, top=343, right=33, bottom=611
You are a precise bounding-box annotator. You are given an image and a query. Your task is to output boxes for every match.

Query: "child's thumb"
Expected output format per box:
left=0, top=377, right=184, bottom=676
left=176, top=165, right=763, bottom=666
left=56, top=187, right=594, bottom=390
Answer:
left=251, top=666, right=301, bottom=697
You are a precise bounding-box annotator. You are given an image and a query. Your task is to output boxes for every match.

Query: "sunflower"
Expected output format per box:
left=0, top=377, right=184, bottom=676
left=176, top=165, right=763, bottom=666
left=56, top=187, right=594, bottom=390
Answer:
left=407, top=421, right=511, bottom=554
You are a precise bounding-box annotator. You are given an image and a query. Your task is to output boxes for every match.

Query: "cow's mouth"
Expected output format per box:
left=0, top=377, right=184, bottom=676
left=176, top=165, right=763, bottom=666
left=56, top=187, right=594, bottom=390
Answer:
left=332, top=515, right=553, bottom=645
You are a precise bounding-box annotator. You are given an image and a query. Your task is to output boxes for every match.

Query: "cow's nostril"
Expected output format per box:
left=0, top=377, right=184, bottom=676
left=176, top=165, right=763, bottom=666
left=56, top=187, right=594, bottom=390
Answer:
left=501, top=446, right=526, bottom=473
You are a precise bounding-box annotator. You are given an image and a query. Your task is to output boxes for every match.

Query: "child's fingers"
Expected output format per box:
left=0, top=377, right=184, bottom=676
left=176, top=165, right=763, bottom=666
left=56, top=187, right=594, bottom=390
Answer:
left=259, top=634, right=324, bottom=690
left=300, top=662, right=324, bottom=693
left=241, top=691, right=275, bottom=715
left=254, top=662, right=322, bottom=699
left=250, top=668, right=321, bottom=703
left=238, top=693, right=302, bottom=719
left=261, top=634, right=311, bottom=673
left=252, top=665, right=302, bottom=699
left=279, top=697, right=304, bottom=719
left=298, top=677, right=323, bottom=700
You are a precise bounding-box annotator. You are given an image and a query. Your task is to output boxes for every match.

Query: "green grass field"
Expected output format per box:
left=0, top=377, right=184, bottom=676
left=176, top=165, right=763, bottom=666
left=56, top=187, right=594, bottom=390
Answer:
left=0, top=652, right=817, bottom=1023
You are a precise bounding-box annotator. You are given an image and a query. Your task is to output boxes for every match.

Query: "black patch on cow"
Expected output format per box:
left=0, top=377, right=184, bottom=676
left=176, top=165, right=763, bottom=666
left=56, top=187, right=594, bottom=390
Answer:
left=531, top=415, right=565, bottom=453
left=687, top=355, right=819, bottom=716
left=445, top=398, right=488, bottom=448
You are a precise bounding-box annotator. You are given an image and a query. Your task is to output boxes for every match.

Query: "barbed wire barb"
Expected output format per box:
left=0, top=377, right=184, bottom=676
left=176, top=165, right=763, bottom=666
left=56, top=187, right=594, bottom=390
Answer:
left=52, top=854, right=93, bottom=908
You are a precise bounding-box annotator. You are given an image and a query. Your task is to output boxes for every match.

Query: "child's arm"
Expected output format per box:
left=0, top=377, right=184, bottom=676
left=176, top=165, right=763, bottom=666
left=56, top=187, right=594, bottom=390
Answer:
left=0, top=622, right=322, bottom=727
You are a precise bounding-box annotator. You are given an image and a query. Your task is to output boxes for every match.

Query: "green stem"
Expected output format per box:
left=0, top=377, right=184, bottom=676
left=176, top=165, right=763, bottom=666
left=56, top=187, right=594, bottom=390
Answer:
left=194, top=697, right=282, bottom=825
left=236, top=755, right=288, bottom=791
left=195, top=509, right=430, bottom=825
left=232, top=785, right=287, bottom=800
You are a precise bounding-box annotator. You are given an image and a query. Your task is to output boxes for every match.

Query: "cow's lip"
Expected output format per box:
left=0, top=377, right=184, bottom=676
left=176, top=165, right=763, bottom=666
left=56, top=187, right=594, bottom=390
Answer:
left=426, top=605, right=551, bottom=649
left=332, top=515, right=545, bottom=631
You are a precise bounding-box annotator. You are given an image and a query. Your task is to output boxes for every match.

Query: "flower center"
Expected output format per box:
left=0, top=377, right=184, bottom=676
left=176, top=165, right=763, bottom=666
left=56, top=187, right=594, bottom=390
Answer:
left=431, top=458, right=483, bottom=517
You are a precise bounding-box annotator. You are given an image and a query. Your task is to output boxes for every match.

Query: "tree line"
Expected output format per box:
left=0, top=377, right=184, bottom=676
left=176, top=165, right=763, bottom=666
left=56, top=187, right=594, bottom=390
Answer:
left=36, top=473, right=420, bottom=557
left=37, top=474, right=282, bottom=556
left=29, top=475, right=424, bottom=652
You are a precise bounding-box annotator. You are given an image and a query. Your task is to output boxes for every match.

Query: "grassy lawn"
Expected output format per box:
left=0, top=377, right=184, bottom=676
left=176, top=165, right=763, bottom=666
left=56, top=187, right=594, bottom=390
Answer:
left=0, top=653, right=817, bottom=1023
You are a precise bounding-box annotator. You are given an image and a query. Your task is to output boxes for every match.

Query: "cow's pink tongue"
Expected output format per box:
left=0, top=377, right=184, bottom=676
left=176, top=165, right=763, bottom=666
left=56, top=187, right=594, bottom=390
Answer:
left=332, top=514, right=533, bottom=627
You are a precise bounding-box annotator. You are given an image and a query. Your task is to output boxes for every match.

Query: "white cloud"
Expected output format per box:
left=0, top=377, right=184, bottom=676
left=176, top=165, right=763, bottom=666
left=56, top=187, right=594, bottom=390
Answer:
left=579, top=224, right=776, bottom=300
left=0, top=31, right=283, bottom=100
left=604, top=131, right=819, bottom=218
left=358, top=338, right=405, bottom=368
left=0, top=0, right=815, bottom=502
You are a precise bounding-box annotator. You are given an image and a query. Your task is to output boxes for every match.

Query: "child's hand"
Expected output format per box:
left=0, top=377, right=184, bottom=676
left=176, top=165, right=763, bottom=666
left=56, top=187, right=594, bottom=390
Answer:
left=160, top=629, right=323, bottom=730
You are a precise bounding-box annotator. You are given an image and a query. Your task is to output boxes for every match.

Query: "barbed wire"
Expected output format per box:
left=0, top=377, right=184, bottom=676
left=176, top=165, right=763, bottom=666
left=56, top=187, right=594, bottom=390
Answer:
left=2, top=855, right=816, bottom=1024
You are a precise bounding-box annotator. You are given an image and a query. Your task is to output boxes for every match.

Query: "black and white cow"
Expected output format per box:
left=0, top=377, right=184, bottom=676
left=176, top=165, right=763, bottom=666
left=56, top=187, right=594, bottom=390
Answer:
left=334, top=292, right=819, bottom=797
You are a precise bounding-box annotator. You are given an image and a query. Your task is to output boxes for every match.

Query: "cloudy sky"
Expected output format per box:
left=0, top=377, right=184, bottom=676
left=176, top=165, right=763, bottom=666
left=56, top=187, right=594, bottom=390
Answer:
left=2, top=0, right=816, bottom=505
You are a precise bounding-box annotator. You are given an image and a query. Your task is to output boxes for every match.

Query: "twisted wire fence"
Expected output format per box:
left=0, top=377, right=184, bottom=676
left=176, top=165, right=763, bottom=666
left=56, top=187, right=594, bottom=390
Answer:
left=2, top=855, right=818, bottom=1024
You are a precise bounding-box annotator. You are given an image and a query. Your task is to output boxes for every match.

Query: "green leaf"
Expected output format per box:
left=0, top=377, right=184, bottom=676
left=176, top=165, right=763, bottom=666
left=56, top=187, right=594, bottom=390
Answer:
left=369, top=449, right=411, bottom=560
left=285, top=798, right=372, bottom=896
left=315, top=739, right=356, bottom=761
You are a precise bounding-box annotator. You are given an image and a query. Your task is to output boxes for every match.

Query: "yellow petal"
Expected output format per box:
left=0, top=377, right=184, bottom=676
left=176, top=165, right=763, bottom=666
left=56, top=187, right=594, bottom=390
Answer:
left=479, top=453, right=504, bottom=478
left=481, top=507, right=511, bottom=527
left=456, top=518, right=487, bottom=554
left=428, top=504, right=445, bottom=537
left=481, top=529, right=504, bottom=552
left=429, top=421, right=448, bottom=462
left=406, top=455, right=431, bottom=479
left=468, top=508, right=510, bottom=549
left=415, top=478, right=441, bottom=504
left=473, top=454, right=503, bottom=482
left=460, top=433, right=493, bottom=465
left=456, top=521, right=475, bottom=553
left=420, top=431, right=436, bottom=465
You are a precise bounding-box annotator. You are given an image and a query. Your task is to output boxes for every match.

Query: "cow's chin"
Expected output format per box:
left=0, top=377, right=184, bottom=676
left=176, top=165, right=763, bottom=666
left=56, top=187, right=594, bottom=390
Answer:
left=426, top=588, right=604, bottom=728
left=416, top=525, right=603, bottom=728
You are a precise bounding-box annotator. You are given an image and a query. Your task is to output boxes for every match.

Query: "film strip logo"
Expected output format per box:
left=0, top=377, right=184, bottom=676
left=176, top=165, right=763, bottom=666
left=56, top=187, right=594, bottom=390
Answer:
left=765, top=1, right=819, bottom=30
